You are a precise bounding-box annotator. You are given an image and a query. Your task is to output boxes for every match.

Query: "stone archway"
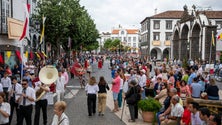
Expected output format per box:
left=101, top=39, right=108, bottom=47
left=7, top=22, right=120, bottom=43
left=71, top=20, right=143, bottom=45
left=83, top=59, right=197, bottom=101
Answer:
left=191, top=24, right=201, bottom=60
left=163, top=48, right=170, bottom=59
left=181, top=24, right=189, bottom=60
left=173, top=30, right=179, bottom=59
left=151, top=48, right=162, bottom=60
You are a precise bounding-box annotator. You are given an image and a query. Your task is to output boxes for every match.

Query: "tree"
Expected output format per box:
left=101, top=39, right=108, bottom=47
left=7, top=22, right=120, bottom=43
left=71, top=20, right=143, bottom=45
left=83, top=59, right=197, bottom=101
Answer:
left=34, top=0, right=99, bottom=56
left=104, top=38, right=112, bottom=49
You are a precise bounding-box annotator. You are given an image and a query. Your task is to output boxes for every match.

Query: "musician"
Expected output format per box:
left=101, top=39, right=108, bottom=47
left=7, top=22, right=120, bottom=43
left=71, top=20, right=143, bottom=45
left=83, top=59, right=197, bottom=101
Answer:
left=17, top=79, right=36, bottom=125
left=1, top=72, right=11, bottom=102
left=0, top=92, right=11, bottom=125
left=8, top=76, right=22, bottom=125
left=55, top=70, right=66, bottom=102
left=34, top=81, right=50, bottom=125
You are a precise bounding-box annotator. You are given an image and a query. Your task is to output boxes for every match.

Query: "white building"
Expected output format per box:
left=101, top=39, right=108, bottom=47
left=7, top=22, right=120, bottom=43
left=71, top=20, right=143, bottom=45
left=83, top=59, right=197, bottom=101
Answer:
left=140, top=11, right=182, bottom=60
left=140, top=7, right=222, bottom=61
left=0, top=0, right=39, bottom=68
left=97, top=32, right=111, bottom=53
left=111, top=27, right=140, bottom=53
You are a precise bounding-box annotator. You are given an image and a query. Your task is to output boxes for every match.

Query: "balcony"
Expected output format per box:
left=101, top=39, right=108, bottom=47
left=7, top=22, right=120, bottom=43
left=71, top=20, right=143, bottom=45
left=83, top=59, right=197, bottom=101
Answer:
left=164, top=40, right=171, bottom=46
left=139, top=41, right=148, bottom=46
left=152, top=40, right=161, bottom=46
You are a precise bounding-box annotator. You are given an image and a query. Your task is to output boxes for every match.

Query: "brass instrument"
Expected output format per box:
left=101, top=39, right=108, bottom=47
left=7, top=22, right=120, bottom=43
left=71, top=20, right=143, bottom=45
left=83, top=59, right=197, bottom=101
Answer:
left=36, top=65, right=58, bottom=101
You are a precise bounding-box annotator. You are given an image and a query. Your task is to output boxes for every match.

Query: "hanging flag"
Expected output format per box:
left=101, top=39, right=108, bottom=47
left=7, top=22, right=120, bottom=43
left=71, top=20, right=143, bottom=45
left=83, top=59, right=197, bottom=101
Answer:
left=30, top=51, right=34, bottom=60
left=40, top=16, right=46, bottom=44
left=15, top=50, right=22, bottom=61
left=6, top=51, right=11, bottom=58
left=212, top=31, right=215, bottom=46
left=41, top=51, right=47, bottom=58
left=35, top=52, right=41, bottom=59
left=25, top=51, right=28, bottom=58
left=217, top=30, right=222, bottom=40
left=0, top=54, right=3, bottom=64
left=19, top=4, right=30, bottom=41
left=68, top=37, right=71, bottom=48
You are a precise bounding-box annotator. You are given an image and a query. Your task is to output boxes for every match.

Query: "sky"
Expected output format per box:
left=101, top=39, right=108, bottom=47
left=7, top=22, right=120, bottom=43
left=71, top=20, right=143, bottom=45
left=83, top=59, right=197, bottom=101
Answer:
left=79, top=0, right=222, bottom=33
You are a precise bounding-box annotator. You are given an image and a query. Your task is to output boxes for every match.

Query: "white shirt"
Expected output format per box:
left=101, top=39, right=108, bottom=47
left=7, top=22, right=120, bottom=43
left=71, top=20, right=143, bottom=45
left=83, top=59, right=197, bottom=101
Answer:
left=1, top=77, right=11, bottom=91
left=19, top=87, right=36, bottom=106
left=139, top=74, right=146, bottom=88
left=8, top=83, right=22, bottom=100
left=0, top=102, right=10, bottom=124
left=34, top=81, right=50, bottom=100
left=120, top=78, right=123, bottom=90
left=56, top=76, right=66, bottom=93
left=51, top=113, right=69, bottom=125
left=170, top=103, right=184, bottom=117
left=0, top=84, right=3, bottom=92
left=85, top=84, right=99, bottom=94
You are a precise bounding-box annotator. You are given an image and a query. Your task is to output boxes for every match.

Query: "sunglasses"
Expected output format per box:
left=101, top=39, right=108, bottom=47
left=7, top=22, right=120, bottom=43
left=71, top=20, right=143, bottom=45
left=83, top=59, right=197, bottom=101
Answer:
left=22, top=83, right=27, bottom=85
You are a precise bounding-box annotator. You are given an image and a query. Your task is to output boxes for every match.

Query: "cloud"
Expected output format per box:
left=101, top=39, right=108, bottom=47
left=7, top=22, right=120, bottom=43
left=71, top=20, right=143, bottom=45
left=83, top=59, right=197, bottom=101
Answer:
left=80, top=0, right=221, bottom=33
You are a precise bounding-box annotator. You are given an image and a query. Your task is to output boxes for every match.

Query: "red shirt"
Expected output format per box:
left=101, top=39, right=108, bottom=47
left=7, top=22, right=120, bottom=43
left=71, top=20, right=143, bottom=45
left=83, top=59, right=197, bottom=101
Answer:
left=181, top=108, right=191, bottom=125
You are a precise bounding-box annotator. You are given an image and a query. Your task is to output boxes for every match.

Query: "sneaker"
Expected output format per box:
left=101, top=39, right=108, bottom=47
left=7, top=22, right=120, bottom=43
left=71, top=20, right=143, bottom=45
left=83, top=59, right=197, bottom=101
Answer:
left=128, top=119, right=135, bottom=122
left=101, top=113, right=104, bottom=116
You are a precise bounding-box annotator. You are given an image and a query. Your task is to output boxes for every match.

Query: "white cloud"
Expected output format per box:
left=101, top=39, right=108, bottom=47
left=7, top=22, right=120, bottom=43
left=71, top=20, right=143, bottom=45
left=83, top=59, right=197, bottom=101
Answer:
left=80, top=0, right=221, bottom=33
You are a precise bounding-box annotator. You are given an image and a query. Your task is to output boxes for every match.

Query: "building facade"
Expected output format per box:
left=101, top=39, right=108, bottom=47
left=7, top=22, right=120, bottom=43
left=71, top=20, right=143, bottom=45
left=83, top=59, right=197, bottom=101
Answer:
left=98, top=32, right=111, bottom=53
left=111, top=27, right=140, bottom=53
left=172, top=5, right=222, bottom=62
left=140, top=11, right=183, bottom=60
left=0, top=0, right=40, bottom=68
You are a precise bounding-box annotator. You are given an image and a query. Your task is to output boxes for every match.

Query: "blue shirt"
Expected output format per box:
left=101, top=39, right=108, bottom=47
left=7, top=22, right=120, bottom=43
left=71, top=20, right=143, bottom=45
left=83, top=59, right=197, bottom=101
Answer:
left=188, top=73, right=196, bottom=85
left=191, top=82, right=202, bottom=98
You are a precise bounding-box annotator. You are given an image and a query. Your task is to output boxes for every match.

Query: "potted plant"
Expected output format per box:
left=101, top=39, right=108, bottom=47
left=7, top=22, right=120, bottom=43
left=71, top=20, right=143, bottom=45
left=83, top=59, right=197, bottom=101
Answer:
left=138, top=97, right=162, bottom=123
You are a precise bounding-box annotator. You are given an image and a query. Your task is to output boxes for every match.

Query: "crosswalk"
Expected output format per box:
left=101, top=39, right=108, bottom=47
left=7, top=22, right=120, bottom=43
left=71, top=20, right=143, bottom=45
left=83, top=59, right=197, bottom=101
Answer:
left=52, top=85, right=80, bottom=99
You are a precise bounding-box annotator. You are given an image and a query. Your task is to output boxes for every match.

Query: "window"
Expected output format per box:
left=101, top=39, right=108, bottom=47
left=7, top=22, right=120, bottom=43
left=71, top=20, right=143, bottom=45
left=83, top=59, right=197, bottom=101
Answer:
left=128, top=43, right=131, bottom=46
left=121, top=30, right=124, bottom=35
left=166, top=20, right=172, bottom=29
left=124, top=37, right=127, bottom=42
left=133, top=43, right=136, bottom=47
left=133, top=37, right=136, bottom=42
left=1, top=0, right=11, bottom=34
left=216, top=21, right=222, bottom=29
left=153, top=20, right=160, bottom=29
left=165, top=32, right=172, bottom=40
left=128, top=37, right=131, bottom=42
left=153, top=32, right=160, bottom=40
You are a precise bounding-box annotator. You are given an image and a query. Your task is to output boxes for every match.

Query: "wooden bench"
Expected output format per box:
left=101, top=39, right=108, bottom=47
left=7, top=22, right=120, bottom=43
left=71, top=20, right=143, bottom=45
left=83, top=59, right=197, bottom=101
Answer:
left=192, top=98, right=222, bottom=114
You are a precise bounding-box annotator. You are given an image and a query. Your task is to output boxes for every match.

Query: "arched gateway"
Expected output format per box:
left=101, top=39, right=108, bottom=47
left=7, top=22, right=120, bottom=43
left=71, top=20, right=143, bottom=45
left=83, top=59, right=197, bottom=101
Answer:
left=172, top=5, right=217, bottom=62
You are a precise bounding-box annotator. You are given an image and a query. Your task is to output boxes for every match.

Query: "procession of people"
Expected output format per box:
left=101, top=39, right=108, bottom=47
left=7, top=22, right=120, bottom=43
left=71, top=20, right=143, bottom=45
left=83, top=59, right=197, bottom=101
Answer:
left=0, top=53, right=221, bottom=125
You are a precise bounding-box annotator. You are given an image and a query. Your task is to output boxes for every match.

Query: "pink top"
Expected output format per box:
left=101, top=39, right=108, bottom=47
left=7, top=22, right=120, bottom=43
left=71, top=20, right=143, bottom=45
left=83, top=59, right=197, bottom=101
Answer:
left=180, top=85, right=191, bottom=96
left=62, top=72, right=69, bottom=84
left=168, top=76, right=175, bottom=84
left=112, top=75, right=121, bottom=93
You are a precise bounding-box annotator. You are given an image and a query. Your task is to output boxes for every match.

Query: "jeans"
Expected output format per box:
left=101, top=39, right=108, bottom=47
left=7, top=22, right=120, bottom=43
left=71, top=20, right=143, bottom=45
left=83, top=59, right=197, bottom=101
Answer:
left=156, top=111, right=163, bottom=125
left=118, top=89, right=123, bottom=107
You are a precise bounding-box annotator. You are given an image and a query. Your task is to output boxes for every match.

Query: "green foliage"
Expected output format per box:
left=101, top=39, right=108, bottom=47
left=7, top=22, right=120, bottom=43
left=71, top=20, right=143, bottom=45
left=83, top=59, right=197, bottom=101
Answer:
left=182, top=58, right=188, bottom=69
left=104, top=38, right=112, bottom=49
left=34, top=0, right=99, bottom=52
left=138, top=97, right=162, bottom=112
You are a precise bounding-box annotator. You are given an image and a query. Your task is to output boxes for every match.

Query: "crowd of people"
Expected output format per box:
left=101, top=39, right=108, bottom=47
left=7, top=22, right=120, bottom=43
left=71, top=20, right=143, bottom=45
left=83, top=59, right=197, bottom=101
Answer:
left=107, top=56, right=221, bottom=125
left=0, top=58, right=72, bottom=125
left=0, top=53, right=222, bottom=125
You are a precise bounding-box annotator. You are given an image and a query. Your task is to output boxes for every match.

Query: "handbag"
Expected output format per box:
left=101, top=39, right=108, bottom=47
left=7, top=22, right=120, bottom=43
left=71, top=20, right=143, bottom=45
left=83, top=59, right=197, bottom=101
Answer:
left=126, top=87, right=138, bottom=104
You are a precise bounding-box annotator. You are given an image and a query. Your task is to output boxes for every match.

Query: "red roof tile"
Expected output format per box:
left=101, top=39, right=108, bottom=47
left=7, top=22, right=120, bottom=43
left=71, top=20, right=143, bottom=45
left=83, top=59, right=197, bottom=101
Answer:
left=111, top=29, right=139, bottom=34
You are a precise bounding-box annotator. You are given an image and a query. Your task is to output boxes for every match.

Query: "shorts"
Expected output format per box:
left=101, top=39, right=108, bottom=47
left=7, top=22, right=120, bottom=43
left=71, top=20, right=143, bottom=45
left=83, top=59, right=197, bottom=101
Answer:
left=113, top=92, right=118, bottom=100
